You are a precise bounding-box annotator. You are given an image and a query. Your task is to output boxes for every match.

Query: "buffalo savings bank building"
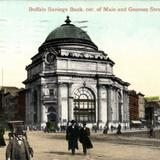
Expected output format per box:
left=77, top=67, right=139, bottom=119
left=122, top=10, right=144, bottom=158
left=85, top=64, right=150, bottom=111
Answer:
left=23, top=16, right=130, bottom=129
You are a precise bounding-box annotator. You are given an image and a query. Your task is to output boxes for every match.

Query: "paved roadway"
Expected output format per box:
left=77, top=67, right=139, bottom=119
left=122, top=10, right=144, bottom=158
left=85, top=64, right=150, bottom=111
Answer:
left=1, top=131, right=160, bottom=160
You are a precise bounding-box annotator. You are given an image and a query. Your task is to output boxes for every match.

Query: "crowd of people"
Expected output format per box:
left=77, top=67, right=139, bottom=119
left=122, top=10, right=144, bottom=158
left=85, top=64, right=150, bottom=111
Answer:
left=0, top=120, right=124, bottom=159
left=0, top=120, right=93, bottom=159
left=0, top=120, right=157, bottom=159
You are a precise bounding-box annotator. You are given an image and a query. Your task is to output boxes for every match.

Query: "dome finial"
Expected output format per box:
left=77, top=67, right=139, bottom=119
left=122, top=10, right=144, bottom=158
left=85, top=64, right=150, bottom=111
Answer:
left=65, top=16, right=71, bottom=24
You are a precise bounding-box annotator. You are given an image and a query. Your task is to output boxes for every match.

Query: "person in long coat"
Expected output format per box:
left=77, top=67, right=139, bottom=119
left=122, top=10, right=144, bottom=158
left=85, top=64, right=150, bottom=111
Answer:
left=117, top=123, right=122, bottom=135
left=79, top=122, right=93, bottom=155
left=0, top=126, right=6, bottom=147
left=66, top=120, right=79, bottom=155
left=6, top=127, right=33, bottom=160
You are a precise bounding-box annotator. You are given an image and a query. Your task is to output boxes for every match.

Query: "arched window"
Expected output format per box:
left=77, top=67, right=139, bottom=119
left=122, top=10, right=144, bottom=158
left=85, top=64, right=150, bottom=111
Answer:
left=73, top=87, right=96, bottom=122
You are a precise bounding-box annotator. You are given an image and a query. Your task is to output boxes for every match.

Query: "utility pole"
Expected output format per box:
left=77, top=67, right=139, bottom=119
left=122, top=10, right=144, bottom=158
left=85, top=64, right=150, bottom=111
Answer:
left=2, top=68, right=3, bottom=88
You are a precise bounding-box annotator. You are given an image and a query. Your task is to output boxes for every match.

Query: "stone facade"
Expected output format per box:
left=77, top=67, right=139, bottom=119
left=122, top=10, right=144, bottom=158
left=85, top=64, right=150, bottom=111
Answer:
left=138, top=93, right=145, bottom=119
left=23, top=17, right=130, bottom=129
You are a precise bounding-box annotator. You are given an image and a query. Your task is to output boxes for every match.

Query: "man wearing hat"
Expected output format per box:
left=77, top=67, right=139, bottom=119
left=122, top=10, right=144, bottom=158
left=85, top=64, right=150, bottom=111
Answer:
left=66, top=120, right=79, bottom=155
left=6, top=127, right=33, bottom=160
left=79, top=122, right=93, bottom=155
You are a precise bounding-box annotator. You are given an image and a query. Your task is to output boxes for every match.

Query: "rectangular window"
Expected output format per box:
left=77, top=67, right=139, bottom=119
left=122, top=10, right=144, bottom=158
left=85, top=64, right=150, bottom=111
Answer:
left=84, top=102, right=87, bottom=109
left=80, top=115, right=84, bottom=121
left=84, top=115, right=88, bottom=121
left=49, top=89, right=54, bottom=96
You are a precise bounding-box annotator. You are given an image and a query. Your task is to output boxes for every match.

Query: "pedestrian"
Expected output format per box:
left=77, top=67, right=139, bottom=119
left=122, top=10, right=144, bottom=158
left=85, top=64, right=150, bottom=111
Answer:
left=66, top=120, right=79, bottom=155
left=6, top=127, right=33, bottom=160
left=111, top=125, right=114, bottom=132
left=149, top=127, right=154, bottom=138
left=0, top=125, right=6, bottom=147
left=117, top=123, right=122, bottom=135
left=79, top=122, right=93, bottom=155
left=103, top=125, right=108, bottom=134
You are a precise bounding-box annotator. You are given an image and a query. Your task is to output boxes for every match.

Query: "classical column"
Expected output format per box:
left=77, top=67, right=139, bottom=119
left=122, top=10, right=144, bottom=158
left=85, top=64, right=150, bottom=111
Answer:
left=120, top=90, right=124, bottom=123
left=106, top=85, right=112, bottom=123
left=40, top=84, right=47, bottom=126
left=30, top=89, right=34, bottom=126
left=123, top=90, right=129, bottom=123
left=97, top=84, right=103, bottom=126
left=57, top=83, right=62, bottom=122
left=37, top=85, right=41, bottom=123
left=68, top=83, right=73, bottom=121
left=41, top=104, right=46, bottom=124
left=114, top=88, right=120, bottom=123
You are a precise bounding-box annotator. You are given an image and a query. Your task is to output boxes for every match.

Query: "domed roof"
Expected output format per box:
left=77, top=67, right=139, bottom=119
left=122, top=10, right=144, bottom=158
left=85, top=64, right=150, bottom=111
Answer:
left=40, top=16, right=98, bottom=50
left=45, top=16, right=91, bottom=42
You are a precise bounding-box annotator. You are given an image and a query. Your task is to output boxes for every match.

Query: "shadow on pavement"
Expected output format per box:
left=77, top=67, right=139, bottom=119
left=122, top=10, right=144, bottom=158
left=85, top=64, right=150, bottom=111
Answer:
left=44, top=151, right=83, bottom=156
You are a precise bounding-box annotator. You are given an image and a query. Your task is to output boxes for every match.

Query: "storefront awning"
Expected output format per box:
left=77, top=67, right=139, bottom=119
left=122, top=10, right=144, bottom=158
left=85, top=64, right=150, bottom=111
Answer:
left=131, top=120, right=142, bottom=124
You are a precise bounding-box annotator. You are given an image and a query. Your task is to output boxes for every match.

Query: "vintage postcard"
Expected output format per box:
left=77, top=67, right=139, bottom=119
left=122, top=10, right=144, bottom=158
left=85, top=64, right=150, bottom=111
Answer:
left=0, top=0, right=160, bottom=160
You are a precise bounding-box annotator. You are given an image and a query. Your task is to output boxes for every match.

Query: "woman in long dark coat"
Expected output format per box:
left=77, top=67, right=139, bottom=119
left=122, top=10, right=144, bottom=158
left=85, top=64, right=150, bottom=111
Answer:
left=79, top=122, right=93, bottom=155
left=0, top=126, right=6, bottom=147
left=66, top=120, right=79, bottom=155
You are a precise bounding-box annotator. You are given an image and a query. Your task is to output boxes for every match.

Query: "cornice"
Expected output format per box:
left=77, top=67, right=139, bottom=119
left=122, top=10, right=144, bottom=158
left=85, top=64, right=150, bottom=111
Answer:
left=23, top=71, right=129, bottom=88
left=60, top=46, right=105, bottom=55
left=23, top=74, right=40, bottom=84
left=96, top=74, right=130, bottom=86
left=26, top=58, right=42, bottom=70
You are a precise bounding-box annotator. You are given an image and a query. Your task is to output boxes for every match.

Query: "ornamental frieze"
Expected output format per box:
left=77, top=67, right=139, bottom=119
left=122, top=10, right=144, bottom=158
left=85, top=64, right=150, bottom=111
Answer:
left=60, top=50, right=107, bottom=60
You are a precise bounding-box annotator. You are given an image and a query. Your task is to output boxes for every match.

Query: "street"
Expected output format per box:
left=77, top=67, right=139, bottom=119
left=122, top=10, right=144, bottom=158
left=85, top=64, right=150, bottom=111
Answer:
left=1, top=131, right=160, bottom=160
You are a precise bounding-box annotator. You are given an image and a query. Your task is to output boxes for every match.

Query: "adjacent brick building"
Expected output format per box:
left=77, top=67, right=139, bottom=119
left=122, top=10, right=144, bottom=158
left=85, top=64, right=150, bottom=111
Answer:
left=128, top=90, right=139, bottom=121
left=128, top=90, right=145, bottom=126
left=0, top=86, right=26, bottom=124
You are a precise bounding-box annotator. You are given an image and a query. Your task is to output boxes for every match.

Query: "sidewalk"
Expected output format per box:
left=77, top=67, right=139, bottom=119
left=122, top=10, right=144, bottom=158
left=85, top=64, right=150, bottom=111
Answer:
left=90, top=128, right=160, bottom=147
left=92, top=126, right=160, bottom=135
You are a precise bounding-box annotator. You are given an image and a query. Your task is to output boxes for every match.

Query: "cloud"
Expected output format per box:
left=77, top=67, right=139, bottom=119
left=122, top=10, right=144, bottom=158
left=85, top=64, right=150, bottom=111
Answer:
left=39, top=20, right=49, bottom=23
left=0, top=18, right=7, bottom=22
left=0, top=45, right=6, bottom=48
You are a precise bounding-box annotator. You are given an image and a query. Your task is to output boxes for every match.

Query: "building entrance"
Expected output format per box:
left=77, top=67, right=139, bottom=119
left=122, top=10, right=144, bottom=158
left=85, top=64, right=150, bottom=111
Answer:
left=73, top=87, right=96, bottom=123
left=47, top=106, right=57, bottom=122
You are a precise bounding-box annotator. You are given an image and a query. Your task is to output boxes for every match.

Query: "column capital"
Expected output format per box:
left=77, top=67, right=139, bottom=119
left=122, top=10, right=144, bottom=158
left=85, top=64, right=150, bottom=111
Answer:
left=112, top=86, right=120, bottom=91
left=105, top=84, right=112, bottom=89
left=67, top=82, right=73, bottom=87
left=123, top=89, right=128, bottom=94
left=97, top=84, right=105, bottom=89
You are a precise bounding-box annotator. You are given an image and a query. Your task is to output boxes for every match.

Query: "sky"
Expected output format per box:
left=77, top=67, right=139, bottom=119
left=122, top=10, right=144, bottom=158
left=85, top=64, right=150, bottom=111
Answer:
left=0, top=0, right=160, bottom=96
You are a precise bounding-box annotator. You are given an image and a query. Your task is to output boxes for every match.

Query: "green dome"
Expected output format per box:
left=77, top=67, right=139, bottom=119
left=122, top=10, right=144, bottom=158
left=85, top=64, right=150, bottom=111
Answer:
left=46, top=22, right=91, bottom=42
left=40, top=16, right=98, bottom=51
left=46, top=16, right=91, bottom=41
